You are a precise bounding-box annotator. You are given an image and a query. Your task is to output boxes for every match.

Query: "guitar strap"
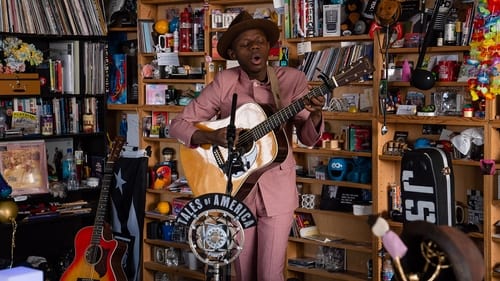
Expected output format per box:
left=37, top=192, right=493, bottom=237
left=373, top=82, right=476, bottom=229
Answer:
left=267, top=66, right=282, bottom=110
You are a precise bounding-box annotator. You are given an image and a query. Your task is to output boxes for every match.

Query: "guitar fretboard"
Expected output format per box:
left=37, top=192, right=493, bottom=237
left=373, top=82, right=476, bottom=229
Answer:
left=237, top=56, right=373, bottom=147
left=90, top=161, right=114, bottom=245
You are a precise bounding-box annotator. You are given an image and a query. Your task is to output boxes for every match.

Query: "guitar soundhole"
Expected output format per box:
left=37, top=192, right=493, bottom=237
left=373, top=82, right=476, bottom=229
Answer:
left=238, top=129, right=253, bottom=154
left=85, top=245, right=102, bottom=264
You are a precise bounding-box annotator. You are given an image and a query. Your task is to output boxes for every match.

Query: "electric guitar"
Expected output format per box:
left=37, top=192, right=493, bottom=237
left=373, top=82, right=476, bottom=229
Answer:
left=61, top=137, right=127, bottom=281
left=180, top=57, right=374, bottom=200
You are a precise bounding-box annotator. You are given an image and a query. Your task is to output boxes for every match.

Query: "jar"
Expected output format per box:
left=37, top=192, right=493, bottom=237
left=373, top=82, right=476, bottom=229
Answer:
left=463, top=107, right=474, bottom=117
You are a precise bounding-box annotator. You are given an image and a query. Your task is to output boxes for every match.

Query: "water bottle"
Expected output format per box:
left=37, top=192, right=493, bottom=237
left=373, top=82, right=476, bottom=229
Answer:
left=382, top=254, right=394, bottom=281
left=62, top=148, right=78, bottom=190
left=67, top=163, right=78, bottom=191
left=62, top=149, right=73, bottom=180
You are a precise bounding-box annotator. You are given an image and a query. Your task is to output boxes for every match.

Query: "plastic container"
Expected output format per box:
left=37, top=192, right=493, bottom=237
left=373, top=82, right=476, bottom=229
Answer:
left=62, top=148, right=73, bottom=180
left=62, top=148, right=78, bottom=190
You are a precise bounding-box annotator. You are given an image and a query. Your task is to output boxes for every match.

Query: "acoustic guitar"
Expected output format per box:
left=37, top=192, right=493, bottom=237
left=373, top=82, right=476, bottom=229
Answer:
left=180, top=57, right=374, bottom=200
left=60, top=137, right=127, bottom=281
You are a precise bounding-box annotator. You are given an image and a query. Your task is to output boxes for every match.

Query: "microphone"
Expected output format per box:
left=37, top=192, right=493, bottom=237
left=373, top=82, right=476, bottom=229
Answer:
left=227, top=93, right=237, bottom=148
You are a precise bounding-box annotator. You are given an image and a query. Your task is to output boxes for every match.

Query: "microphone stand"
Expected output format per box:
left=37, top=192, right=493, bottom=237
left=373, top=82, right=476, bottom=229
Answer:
left=206, top=93, right=238, bottom=281
left=225, top=93, right=238, bottom=196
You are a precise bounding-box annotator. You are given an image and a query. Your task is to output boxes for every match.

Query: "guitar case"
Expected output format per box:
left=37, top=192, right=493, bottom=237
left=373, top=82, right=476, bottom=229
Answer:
left=400, top=147, right=455, bottom=226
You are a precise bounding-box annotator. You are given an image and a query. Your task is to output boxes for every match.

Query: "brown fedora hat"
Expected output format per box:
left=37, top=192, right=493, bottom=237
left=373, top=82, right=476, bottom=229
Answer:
left=216, top=11, right=279, bottom=60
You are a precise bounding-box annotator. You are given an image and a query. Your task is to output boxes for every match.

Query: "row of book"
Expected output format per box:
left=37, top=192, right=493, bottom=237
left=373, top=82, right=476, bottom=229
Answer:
left=298, top=43, right=373, bottom=82
left=138, top=20, right=155, bottom=54
left=39, top=41, right=107, bottom=96
left=0, top=96, right=102, bottom=136
left=0, top=0, right=107, bottom=36
left=283, top=0, right=476, bottom=48
left=283, top=0, right=327, bottom=39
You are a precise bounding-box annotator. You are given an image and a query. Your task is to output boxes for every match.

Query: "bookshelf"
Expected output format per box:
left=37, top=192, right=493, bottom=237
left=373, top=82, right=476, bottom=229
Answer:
left=0, top=1, right=110, bottom=278
left=124, top=1, right=496, bottom=281
left=0, top=0, right=107, bottom=36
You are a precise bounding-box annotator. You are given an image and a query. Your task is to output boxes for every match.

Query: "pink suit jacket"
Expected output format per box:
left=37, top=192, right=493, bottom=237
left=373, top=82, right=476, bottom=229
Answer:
left=170, top=66, right=323, bottom=216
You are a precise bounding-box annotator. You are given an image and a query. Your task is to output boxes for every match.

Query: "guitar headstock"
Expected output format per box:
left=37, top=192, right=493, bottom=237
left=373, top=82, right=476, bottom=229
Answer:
left=108, top=136, right=126, bottom=163
left=334, top=56, right=374, bottom=87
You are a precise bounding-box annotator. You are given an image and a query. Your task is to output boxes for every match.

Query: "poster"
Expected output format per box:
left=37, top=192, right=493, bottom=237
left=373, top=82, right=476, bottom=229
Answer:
left=0, top=140, right=49, bottom=196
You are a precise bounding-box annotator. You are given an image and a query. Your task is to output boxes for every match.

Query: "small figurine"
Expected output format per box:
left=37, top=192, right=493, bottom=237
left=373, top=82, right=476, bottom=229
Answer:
left=152, top=148, right=177, bottom=189
left=142, top=64, right=155, bottom=78
left=119, top=113, right=128, bottom=137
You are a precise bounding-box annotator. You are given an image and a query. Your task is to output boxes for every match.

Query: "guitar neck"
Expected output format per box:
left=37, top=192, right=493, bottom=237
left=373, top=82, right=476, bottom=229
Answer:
left=238, top=56, right=373, bottom=146
left=90, top=162, right=113, bottom=244
left=89, top=136, right=125, bottom=245
left=250, top=84, right=330, bottom=141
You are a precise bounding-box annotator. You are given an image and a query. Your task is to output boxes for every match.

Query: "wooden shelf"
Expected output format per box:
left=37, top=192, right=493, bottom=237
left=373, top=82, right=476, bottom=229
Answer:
left=141, top=105, right=185, bottom=112
left=286, top=34, right=372, bottom=43
left=143, top=261, right=205, bottom=280
left=380, top=115, right=487, bottom=125
left=140, top=51, right=205, bottom=57
left=378, top=154, right=482, bottom=167
left=142, top=78, right=206, bottom=84
left=146, top=189, right=193, bottom=197
left=107, top=104, right=139, bottom=111
left=294, top=208, right=370, bottom=220
left=296, top=177, right=372, bottom=190
left=144, top=238, right=192, bottom=250
left=293, top=147, right=372, bottom=158
left=322, top=111, right=374, bottom=121
left=388, top=81, right=468, bottom=87
left=287, top=265, right=367, bottom=281
left=108, top=27, right=137, bottom=32
left=143, top=137, right=180, bottom=143
left=288, top=237, right=372, bottom=253
left=388, top=46, right=470, bottom=54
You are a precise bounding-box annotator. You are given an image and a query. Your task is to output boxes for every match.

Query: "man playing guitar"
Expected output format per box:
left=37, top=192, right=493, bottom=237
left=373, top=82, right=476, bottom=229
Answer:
left=169, top=11, right=325, bottom=281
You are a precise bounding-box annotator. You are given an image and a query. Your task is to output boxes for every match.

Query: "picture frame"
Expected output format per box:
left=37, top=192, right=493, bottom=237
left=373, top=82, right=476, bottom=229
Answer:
left=0, top=140, right=49, bottom=196
left=45, top=138, right=73, bottom=182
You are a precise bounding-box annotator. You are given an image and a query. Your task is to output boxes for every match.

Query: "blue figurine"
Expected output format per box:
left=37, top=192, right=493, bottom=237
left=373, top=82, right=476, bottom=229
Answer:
left=119, top=113, right=128, bottom=137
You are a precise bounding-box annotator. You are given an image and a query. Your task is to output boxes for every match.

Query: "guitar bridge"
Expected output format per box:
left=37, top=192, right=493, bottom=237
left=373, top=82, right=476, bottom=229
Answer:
left=212, top=145, right=250, bottom=177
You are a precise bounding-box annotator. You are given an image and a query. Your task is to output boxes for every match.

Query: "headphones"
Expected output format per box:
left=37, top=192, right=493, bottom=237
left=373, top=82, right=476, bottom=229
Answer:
left=368, top=0, right=404, bottom=42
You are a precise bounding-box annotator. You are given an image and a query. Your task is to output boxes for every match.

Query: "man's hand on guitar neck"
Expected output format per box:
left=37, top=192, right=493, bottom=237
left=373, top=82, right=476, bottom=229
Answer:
left=304, top=95, right=325, bottom=128
left=191, top=127, right=244, bottom=148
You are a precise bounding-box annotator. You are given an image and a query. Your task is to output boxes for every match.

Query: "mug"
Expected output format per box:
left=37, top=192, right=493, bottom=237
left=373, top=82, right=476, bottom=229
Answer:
left=455, top=204, right=466, bottom=224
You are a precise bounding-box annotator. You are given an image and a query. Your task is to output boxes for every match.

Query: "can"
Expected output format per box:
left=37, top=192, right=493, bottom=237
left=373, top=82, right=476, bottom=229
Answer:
left=444, top=22, right=456, bottom=45
left=463, top=107, right=474, bottom=117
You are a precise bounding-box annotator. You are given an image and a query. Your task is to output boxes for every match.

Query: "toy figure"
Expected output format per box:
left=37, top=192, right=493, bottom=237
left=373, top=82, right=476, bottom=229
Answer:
left=152, top=147, right=177, bottom=189
left=119, top=113, right=128, bottom=137
left=374, top=0, right=401, bottom=27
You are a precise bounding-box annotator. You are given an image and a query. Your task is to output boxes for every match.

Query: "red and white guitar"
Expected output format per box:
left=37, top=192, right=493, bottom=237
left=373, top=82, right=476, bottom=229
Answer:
left=180, top=57, right=374, bottom=200
left=61, top=137, right=127, bottom=281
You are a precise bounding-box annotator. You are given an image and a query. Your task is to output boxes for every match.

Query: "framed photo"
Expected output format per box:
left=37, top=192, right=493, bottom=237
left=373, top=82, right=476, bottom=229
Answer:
left=0, top=140, right=49, bottom=196
left=45, top=138, right=73, bottom=182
